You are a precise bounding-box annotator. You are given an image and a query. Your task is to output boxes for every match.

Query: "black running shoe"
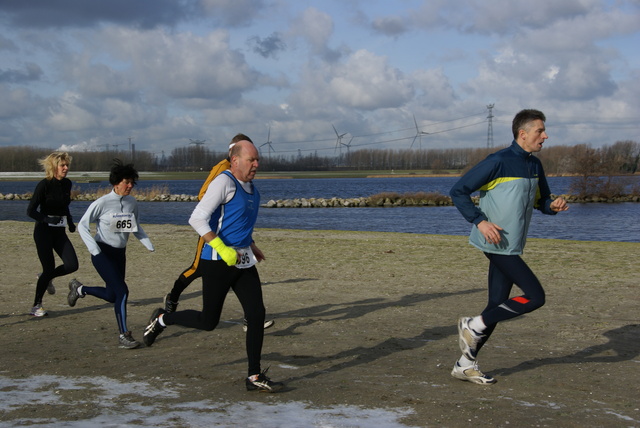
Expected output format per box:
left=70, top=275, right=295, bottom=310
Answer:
left=245, top=368, right=284, bottom=392
left=67, top=278, right=84, bottom=307
left=163, top=293, right=178, bottom=313
left=143, top=308, right=166, bottom=346
left=119, top=331, right=141, bottom=349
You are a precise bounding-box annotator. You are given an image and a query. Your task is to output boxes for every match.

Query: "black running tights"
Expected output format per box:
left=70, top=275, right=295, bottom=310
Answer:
left=478, top=253, right=546, bottom=349
left=33, top=223, right=78, bottom=306
left=164, top=259, right=266, bottom=376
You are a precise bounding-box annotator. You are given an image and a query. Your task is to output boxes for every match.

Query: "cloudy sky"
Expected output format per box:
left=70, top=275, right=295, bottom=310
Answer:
left=1, top=0, right=638, bottom=159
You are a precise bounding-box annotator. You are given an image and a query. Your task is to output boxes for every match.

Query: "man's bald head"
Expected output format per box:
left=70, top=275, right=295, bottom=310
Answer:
left=230, top=140, right=260, bottom=182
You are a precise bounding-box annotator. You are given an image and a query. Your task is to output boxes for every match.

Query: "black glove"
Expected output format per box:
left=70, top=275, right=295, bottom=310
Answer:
left=45, top=215, right=62, bottom=224
left=69, top=222, right=76, bottom=233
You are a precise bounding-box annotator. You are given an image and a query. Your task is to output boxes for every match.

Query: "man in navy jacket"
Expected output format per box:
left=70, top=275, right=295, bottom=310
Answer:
left=449, top=109, right=569, bottom=384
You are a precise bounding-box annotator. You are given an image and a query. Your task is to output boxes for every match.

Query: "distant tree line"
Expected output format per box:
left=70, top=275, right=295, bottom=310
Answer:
left=0, top=146, right=160, bottom=172
left=1, top=140, right=638, bottom=180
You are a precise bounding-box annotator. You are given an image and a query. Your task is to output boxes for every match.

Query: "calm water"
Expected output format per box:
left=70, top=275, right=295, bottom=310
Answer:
left=2, top=177, right=639, bottom=242
left=0, top=176, right=582, bottom=199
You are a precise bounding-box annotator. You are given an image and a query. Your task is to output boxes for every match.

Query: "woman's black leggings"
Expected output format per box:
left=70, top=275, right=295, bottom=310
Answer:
left=33, top=223, right=78, bottom=306
left=164, top=259, right=266, bottom=376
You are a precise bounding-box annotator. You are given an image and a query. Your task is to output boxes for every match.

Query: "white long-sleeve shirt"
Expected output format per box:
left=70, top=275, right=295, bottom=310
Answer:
left=79, top=189, right=154, bottom=256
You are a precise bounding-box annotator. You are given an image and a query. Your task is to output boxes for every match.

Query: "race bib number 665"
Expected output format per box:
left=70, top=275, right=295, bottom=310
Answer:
left=109, top=213, right=138, bottom=233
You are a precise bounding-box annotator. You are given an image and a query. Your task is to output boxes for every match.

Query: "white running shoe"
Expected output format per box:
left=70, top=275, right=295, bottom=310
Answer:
left=30, top=304, right=48, bottom=317
left=451, top=361, right=496, bottom=385
left=458, top=317, right=483, bottom=360
left=242, top=318, right=275, bottom=332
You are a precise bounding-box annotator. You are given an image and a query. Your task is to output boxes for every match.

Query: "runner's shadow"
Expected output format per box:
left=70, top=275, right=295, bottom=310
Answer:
left=138, top=287, right=482, bottom=350
left=221, top=288, right=484, bottom=375
left=133, top=278, right=316, bottom=310
left=492, top=324, right=640, bottom=376
left=263, top=278, right=317, bottom=286
left=260, top=323, right=457, bottom=383
left=0, top=301, right=117, bottom=326
left=269, top=288, right=483, bottom=337
left=133, top=290, right=203, bottom=308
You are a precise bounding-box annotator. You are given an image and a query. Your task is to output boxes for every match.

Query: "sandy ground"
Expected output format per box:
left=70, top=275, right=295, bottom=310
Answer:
left=0, top=220, right=638, bottom=427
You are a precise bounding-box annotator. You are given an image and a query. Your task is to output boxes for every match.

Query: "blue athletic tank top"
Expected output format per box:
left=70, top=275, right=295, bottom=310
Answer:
left=201, top=171, right=260, bottom=261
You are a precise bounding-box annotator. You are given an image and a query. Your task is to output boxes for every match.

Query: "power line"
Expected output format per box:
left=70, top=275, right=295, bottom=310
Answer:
left=486, top=104, right=494, bottom=149
left=269, top=110, right=488, bottom=151
left=350, top=120, right=488, bottom=149
left=272, top=120, right=488, bottom=154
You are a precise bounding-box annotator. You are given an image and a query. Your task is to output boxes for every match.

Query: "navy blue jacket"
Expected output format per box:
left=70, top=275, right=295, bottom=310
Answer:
left=450, top=141, right=557, bottom=255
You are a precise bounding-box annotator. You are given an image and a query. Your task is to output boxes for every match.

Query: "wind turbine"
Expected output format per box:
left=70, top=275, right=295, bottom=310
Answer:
left=189, top=139, right=206, bottom=147
left=332, top=124, right=348, bottom=154
left=341, top=136, right=354, bottom=154
left=259, top=126, right=275, bottom=159
left=411, top=115, right=429, bottom=149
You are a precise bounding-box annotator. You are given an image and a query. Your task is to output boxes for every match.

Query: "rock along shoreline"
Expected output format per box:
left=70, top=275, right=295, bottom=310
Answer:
left=1, top=192, right=639, bottom=206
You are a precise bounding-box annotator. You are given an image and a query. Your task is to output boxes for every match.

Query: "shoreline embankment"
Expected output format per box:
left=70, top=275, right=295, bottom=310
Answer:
left=1, top=191, right=639, bottom=207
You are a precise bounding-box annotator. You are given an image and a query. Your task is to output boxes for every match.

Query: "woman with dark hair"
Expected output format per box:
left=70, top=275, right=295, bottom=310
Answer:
left=70, top=160, right=154, bottom=349
left=27, top=151, right=79, bottom=317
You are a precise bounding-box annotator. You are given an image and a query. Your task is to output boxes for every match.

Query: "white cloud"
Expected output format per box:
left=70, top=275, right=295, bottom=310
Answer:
left=101, top=27, right=260, bottom=101
left=0, top=85, right=36, bottom=118
left=46, top=91, right=98, bottom=131
left=412, top=68, right=457, bottom=108
left=58, top=139, right=99, bottom=152
left=200, top=0, right=266, bottom=26
left=290, top=7, right=346, bottom=62
left=0, top=0, right=638, bottom=153
left=544, top=65, right=560, bottom=81
left=329, top=50, right=413, bottom=110
left=371, top=16, right=407, bottom=37
left=460, top=0, right=598, bottom=34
